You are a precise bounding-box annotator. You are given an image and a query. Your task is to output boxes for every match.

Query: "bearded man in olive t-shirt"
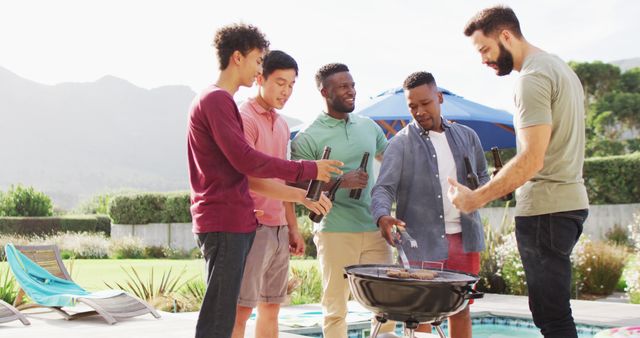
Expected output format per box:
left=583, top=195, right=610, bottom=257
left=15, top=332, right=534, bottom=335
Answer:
left=449, top=6, right=589, bottom=338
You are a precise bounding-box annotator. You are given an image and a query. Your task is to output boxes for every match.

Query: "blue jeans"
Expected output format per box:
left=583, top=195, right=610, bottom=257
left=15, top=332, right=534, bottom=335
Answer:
left=515, top=209, right=588, bottom=338
left=194, top=231, right=256, bottom=338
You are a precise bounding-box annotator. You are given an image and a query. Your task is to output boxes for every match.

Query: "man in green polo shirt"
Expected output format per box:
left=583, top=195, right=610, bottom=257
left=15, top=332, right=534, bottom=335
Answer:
left=291, top=63, right=393, bottom=338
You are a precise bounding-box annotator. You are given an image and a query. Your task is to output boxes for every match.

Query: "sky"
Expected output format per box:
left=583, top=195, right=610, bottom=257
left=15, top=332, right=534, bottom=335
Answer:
left=1, top=0, right=639, bottom=123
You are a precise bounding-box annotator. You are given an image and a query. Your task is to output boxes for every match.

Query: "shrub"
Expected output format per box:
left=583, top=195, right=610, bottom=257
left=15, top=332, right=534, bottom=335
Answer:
left=583, top=152, right=640, bottom=204
left=143, top=246, right=168, bottom=259
left=571, top=236, right=591, bottom=297
left=495, top=233, right=527, bottom=295
left=0, top=184, right=53, bottom=217
left=108, top=192, right=191, bottom=224
left=477, top=217, right=508, bottom=294
left=109, top=194, right=166, bottom=224
left=189, top=247, right=203, bottom=259
left=0, top=215, right=111, bottom=235
left=297, top=217, right=316, bottom=259
left=629, top=213, right=640, bottom=252
left=74, top=193, right=114, bottom=215
left=163, top=247, right=191, bottom=259
left=0, top=232, right=109, bottom=259
left=624, top=258, right=640, bottom=304
left=289, top=265, right=322, bottom=305
left=605, top=224, right=633, bottom=248
left=163, top=193, right=191, bottom=223
left=49, top=232, right=110, bottom=259
left=625, top=214, right=640, bottom=303
left=575, top=241, right=628, bottom=295
left=109, top=236, right=145, bottom=259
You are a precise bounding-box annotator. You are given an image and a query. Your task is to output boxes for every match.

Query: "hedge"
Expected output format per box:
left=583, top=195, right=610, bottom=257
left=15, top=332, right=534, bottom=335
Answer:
left=0, top=215, right=111, bottom=235
left=104, top=154, right=639, bottom=225
left=584, top=152, right=640, bottom=204
left=109, top=192, right=191, bottom=224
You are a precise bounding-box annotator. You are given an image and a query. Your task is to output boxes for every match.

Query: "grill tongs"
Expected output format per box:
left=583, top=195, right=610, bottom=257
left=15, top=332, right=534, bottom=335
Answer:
left=392, top=225, right=417, bottom=271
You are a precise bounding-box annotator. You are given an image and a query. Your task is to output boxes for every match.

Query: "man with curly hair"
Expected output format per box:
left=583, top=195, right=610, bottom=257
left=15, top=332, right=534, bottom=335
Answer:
left=451, top=6, right=589, bottom=338
left=187, top=24, right=342, bottom=338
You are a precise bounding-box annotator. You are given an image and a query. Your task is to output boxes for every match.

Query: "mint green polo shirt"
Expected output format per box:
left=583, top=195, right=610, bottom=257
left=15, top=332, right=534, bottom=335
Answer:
left=291, top=113, right=388, bottom=233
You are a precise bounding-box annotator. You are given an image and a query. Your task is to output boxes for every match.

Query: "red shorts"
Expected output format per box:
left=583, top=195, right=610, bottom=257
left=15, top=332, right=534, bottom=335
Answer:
left=409, top=232, right=480, bottom=304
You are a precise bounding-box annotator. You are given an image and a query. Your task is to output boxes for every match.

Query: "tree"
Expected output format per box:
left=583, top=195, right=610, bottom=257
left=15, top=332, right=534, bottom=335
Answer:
left=0, top=184, right=53, bottom=217
left=569, top=61, right=621, bottom=110
left=620, top=67, right=640, bottom=93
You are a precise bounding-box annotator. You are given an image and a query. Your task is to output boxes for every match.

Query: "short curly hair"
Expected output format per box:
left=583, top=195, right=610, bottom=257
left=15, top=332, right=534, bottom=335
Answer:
left=213, top=23, right=270, bottom=70
left=463, top=6, right=523, bottom=38
left=403, top=71, right=436, bottom=90
left=315, top=63, right=349, bottom=89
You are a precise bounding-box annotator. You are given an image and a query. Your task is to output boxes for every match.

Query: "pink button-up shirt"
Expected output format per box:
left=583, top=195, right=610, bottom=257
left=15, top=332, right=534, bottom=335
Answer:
left=239, top=98, right=291, bottom=226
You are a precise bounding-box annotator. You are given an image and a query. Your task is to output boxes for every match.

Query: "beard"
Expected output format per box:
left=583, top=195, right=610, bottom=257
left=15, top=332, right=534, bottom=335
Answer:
left=331, top=100, right=355, bottom=113
left=490, top=43, right=514, bottom=76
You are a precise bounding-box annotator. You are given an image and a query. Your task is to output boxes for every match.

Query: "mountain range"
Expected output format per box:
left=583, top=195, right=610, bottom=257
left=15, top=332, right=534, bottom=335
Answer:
left=1, top=58, right=637, bottom=210
left=0, top=67, right=302, bottom=209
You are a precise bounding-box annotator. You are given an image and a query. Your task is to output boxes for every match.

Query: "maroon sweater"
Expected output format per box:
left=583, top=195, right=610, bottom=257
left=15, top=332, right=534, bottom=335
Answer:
left=187, top=86, right=317, bottom=233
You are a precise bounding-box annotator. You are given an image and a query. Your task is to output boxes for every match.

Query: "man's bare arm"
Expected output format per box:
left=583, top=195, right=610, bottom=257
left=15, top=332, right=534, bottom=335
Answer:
left=448, top=124, right=551, bottom=212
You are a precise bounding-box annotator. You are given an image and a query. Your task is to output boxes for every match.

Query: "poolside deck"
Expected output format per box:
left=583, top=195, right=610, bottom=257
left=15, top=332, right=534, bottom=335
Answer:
left=1, top=294, right=638, bottom=337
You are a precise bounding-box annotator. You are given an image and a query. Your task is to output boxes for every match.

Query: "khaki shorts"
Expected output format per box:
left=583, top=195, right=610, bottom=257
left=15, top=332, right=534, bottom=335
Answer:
left=237, top=225, right=290, bottom=308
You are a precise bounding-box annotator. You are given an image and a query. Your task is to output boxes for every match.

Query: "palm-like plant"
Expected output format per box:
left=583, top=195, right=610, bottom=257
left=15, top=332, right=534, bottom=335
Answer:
left=0, top=267, right=18, bottom=304
left=104, top=265, right=192, bottom=302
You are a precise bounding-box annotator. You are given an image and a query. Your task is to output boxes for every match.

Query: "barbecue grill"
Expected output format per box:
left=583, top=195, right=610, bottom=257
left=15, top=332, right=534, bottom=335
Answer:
left=344, top=264, right=483, bottom=338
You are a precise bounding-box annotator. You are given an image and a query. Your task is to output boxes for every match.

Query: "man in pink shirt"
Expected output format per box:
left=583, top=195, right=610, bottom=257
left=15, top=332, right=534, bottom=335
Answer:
left=187, top=24, right=342, bottom=338
left=231, top=50, right=326, bottom=338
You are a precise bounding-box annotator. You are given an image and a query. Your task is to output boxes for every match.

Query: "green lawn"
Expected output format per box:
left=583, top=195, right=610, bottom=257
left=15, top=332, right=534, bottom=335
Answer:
left=1, top=258, right=319, bottom=292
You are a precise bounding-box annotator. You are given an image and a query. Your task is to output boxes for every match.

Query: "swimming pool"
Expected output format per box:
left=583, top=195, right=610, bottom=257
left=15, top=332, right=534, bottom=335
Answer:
left=290, top=315, right=607, bottom=338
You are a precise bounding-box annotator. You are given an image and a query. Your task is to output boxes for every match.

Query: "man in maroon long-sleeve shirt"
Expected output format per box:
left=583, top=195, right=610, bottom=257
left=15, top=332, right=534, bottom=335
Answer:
left=187, top=24, right=342, bottom=338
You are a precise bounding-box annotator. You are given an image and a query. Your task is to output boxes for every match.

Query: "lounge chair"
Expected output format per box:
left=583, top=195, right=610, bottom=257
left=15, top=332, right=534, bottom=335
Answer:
left=5, top=244, right=161, bottom=325
left=0, top=299, right=30, bottom=325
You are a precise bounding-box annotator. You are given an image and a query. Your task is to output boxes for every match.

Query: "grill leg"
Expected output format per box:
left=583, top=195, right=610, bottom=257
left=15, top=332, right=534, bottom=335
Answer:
left=370, top=316, right=386, bottom=338
left=404, top=321, right=419, bottom=338
left=434, top=325, right=447, bottom=338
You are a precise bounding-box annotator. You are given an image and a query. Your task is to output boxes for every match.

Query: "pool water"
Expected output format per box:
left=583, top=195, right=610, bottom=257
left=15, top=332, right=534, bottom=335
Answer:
left=296, top=316, right=606, bottom=338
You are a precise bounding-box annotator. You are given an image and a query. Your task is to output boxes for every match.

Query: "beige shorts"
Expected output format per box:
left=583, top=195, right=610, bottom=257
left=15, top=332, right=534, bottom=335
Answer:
left=237, top=225, right=290, bottom=308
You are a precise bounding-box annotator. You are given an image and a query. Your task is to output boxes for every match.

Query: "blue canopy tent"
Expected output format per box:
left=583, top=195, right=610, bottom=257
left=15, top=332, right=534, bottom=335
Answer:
left=357, top=87, right=516, bottom=151
left=291, top=88, right=516, bottom=151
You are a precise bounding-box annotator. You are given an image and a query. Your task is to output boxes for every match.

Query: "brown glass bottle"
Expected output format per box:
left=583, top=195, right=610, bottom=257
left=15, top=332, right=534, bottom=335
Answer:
left=464, top=156, right=479, bottom=190
left=305, top=146, right=331, bottom=201
left=491, top=147, right=514, bottom=201
left=349, top=152, right=370, bottom=200
left=309, top=177, right=343, bottom=223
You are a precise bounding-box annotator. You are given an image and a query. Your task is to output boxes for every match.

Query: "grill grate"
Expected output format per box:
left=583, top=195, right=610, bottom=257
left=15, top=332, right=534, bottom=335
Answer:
left=347, top=264, right=478, bottom=283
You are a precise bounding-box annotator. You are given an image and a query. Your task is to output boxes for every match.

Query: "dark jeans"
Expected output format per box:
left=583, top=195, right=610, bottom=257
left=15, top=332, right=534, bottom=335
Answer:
left=515, top=209, right=588, bottom=338
left=194, top=231, right=256, bottom=338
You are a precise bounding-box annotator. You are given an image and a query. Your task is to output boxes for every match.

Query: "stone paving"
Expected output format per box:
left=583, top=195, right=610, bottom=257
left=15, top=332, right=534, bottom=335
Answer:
left=1, top=293, right=639, bottom=337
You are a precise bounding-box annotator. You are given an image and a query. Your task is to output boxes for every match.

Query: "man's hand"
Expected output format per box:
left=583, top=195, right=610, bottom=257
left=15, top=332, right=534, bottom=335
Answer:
left=254, top=209, right=264, bottom=217
left=301, top=192, right=332, bottom=215
left=377, top=215, right=406, bottom=246
left=447, top=177, right=484, bottom=213
left=340, top=169, right=368, bottom=189
left=315, top=159, right=344, bottom=182
left=289, top=228, right=306, bottom=256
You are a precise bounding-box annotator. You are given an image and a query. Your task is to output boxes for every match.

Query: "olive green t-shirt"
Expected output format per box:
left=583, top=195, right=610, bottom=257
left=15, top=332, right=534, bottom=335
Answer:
left=290, top=113, right=388, bottom=232
left=513, top=52, right=589, bottom=216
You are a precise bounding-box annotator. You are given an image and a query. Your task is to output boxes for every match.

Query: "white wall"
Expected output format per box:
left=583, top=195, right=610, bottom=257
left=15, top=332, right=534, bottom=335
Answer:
left=112, top=204, right=640, bottom=249
left=481, top=203, right=640, bottom=240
